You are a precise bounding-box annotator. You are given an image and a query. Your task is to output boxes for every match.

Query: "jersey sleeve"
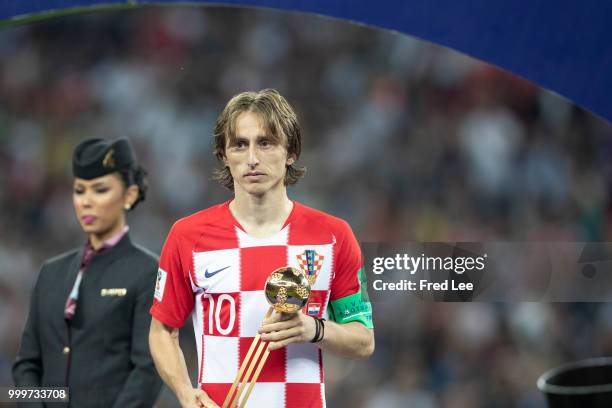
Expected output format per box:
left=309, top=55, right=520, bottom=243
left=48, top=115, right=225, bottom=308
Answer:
left=150, top=222, right=195, bottom=328
left=327, top=220, right=373, bottom=329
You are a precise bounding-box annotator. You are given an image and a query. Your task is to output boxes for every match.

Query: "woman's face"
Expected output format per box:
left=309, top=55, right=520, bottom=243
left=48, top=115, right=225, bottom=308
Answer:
left=73, top=173, right=133, bottom=239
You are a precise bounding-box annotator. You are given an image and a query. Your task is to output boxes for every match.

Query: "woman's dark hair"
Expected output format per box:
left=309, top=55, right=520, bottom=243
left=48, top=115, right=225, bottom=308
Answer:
left=118, top=165, right=148, bottom=211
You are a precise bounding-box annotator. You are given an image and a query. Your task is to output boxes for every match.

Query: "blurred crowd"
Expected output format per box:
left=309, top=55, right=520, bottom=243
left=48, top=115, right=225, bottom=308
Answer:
left=1, top=6, right=612, bottom=407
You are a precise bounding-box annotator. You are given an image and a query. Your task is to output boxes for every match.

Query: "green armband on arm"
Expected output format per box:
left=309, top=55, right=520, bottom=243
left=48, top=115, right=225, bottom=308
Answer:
left=328, top=267, right=374, bottom=329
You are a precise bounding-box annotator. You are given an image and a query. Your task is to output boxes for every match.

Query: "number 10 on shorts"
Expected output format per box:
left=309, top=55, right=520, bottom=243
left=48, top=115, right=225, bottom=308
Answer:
left=203, top=293, right=239, bottom=336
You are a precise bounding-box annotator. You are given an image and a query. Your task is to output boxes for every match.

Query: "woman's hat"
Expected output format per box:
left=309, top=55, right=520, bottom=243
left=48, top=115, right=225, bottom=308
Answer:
left=72, top=138, right=136, bottom=179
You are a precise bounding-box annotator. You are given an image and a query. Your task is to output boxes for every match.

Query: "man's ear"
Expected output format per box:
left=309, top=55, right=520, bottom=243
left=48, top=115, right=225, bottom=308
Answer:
left=286, top=155, right=296, bottom=166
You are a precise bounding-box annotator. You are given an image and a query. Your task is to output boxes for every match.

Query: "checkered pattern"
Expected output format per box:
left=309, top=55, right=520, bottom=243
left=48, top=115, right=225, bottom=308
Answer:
left=192, top=226, right=328, bottom=406
left=151, top=201, right=362, bottom=408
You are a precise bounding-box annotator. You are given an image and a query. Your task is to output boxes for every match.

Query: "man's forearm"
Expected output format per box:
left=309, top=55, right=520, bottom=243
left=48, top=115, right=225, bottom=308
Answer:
left=148, top=318, right=193, bottom=398
left=318, top=320, right=374, bottom=359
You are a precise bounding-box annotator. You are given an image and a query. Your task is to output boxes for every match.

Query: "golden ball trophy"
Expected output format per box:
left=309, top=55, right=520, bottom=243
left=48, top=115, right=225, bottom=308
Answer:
left=222, top=267, right=311, bottom=408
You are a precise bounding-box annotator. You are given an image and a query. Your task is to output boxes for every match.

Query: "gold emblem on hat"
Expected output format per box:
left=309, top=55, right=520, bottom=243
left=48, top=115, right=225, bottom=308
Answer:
left=102, top=149, right=115, bottom=168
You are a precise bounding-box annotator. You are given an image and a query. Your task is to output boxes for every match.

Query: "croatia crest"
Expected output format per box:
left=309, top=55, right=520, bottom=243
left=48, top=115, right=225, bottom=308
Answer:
left=296, top=249, right=324, bottom=286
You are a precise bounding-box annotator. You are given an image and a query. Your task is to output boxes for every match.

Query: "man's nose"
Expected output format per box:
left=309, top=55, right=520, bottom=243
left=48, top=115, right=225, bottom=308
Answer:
left=247, top=145, right=259, bottom=167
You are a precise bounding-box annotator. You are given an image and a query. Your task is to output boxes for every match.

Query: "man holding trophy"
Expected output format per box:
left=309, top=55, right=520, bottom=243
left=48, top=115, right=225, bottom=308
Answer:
left=149, top=89, right=375, bottom=408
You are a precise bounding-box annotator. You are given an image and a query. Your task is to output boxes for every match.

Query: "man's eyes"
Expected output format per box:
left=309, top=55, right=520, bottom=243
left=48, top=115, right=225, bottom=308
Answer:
left=260, top=139, right=276, bottom=147
left=232, top=139, right=274, bottom=148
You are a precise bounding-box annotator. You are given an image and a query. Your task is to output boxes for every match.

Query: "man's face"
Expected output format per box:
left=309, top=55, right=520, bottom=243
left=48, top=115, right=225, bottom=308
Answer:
left=223, top=111, right=295, bottom=196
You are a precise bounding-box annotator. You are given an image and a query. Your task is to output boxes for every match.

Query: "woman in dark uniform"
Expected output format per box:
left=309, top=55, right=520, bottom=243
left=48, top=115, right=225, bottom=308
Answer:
left=13, top=138, right=162, bottom=407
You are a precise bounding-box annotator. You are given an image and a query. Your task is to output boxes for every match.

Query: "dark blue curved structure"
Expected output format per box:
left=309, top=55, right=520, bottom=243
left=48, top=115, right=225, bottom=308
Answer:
left=2, top=1, right=611, bottom=122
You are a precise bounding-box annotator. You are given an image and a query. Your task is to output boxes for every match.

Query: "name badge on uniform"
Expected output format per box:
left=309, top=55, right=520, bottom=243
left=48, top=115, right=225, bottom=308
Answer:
left=100, top=288, right=127, bottom=297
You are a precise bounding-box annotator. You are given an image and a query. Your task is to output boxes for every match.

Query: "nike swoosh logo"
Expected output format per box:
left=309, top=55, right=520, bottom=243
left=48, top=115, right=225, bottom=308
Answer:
left=204, top=266, right=230, bottom=278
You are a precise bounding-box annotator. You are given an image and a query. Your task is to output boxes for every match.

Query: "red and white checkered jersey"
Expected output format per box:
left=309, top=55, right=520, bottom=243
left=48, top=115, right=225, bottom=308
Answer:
left=150, top=201, right=364, bottom=408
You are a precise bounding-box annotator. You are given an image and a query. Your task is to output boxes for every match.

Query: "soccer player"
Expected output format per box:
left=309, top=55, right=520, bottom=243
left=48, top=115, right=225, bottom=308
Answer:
left=149, top=89, right=374, bottom=408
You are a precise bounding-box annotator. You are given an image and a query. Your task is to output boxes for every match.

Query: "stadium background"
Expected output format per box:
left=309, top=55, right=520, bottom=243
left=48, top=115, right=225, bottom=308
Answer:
left=0, top=5, right=611, bottom=407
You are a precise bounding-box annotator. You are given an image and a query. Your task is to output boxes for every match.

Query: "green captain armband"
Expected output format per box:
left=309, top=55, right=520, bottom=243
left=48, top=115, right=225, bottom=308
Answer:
left=327, top=267, right=374, bottom=329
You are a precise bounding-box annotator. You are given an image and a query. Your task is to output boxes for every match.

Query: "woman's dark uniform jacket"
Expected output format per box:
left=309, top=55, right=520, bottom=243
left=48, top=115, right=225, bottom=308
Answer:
left=12, top=233, right=163, bottom=407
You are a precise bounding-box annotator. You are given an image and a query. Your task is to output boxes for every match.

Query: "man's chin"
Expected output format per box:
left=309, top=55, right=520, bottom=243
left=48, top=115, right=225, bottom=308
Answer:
left=237, top=179, right=283, bottom=196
